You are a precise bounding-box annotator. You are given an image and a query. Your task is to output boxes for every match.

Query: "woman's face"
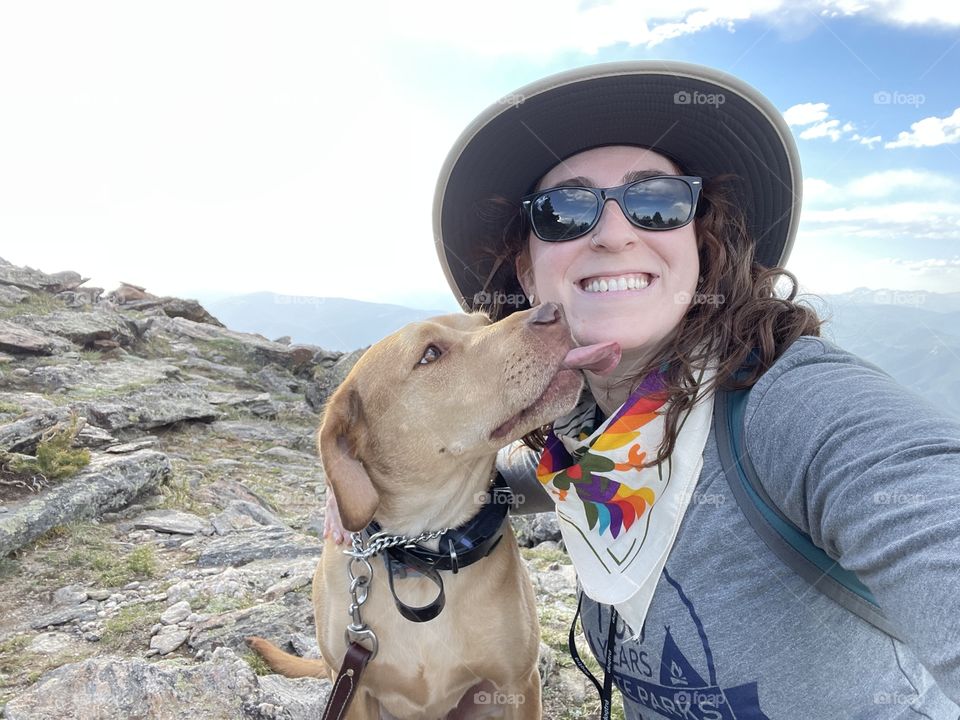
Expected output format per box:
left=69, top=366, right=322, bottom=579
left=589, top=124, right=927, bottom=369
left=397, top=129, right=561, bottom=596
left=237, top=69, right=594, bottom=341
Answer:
left=517, top=146, right=700, bottom=356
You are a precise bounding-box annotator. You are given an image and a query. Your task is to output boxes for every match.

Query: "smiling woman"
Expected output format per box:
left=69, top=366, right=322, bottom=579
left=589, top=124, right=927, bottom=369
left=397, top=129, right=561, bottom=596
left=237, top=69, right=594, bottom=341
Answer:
left=424, top=60, right=960, bottom=719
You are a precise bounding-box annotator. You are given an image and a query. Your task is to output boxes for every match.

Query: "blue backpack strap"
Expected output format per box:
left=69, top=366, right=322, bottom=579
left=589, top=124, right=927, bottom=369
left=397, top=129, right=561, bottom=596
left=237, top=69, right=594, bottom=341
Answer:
left=714, top=364, right=905, bottom=642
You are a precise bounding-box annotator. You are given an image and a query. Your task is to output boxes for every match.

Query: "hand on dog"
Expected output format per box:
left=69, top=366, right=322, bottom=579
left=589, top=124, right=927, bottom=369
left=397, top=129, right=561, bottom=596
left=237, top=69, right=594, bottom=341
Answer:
left=323, top=491, right=348, bottom=545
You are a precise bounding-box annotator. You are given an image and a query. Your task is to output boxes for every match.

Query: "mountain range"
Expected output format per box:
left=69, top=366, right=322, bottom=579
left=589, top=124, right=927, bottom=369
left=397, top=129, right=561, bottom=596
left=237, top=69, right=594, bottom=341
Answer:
left=203, top=287, right=960, bottom=419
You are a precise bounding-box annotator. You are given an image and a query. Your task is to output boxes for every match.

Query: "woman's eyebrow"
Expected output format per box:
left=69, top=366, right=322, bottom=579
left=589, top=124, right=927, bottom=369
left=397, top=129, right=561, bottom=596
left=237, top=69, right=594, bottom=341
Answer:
left=548, top=169, right=674, bottom=188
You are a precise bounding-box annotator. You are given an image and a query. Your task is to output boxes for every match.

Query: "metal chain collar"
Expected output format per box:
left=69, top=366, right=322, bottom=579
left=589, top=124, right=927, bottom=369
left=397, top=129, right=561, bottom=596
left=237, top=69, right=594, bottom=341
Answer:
left=340, top=526, right=450, bottom=661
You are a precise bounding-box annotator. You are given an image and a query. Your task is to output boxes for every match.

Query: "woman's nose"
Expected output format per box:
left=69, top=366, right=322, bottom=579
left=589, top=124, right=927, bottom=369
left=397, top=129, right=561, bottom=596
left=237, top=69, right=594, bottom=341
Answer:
left=589, top=198, right=637, bottom=251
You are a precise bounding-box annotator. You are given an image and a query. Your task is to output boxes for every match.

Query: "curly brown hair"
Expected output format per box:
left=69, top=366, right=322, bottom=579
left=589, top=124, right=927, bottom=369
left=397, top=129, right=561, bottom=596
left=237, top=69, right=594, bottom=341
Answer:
left=473, top=173, right=827, bottom=470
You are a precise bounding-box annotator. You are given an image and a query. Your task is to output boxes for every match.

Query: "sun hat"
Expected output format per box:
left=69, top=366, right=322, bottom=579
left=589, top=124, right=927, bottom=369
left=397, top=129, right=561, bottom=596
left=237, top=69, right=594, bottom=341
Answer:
left=432, top=60, right=802, bottom=313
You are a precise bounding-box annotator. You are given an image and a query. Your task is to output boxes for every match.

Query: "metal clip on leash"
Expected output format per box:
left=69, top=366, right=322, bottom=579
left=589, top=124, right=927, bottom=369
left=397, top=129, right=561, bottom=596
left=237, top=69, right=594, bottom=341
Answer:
left=344, top=531, right=379, bottom=661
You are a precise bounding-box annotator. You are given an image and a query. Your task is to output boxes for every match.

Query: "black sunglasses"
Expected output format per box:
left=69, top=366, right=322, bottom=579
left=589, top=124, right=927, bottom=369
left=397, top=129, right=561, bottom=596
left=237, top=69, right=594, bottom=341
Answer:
left=521, top=175, right=702, bottom=242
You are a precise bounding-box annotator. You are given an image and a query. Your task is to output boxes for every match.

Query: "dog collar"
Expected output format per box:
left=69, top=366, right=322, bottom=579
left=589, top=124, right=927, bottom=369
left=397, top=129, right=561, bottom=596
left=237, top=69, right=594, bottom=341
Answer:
left=363, top=472, right=512, bottom=622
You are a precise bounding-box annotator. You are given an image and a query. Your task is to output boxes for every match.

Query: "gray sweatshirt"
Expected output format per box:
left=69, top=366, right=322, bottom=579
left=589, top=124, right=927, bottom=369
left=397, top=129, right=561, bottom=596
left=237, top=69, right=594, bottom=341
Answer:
left=497, top=336, right=960, bottom=719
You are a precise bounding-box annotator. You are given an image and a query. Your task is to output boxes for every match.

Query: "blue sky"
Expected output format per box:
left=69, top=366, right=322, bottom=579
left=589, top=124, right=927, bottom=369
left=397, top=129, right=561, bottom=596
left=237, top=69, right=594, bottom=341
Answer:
left=1, top=2, right=957, bottom=311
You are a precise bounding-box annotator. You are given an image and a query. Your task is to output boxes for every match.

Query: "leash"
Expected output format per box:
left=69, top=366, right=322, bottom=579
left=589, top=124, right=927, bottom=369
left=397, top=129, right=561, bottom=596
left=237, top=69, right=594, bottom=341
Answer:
left=569, top=591, right=619, bottom=720
left=320, top=525, right=451, bottom=719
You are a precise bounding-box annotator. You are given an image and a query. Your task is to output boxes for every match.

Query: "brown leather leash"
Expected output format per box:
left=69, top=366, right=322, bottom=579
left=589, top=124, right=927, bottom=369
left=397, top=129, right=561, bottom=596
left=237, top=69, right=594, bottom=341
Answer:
left=320, top=642, right=373, bottom=720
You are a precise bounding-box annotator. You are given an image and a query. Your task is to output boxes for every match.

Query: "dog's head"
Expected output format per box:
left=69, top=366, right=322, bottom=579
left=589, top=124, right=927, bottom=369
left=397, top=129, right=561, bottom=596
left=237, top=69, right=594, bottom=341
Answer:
left=318, top=302, right=585, bottom=532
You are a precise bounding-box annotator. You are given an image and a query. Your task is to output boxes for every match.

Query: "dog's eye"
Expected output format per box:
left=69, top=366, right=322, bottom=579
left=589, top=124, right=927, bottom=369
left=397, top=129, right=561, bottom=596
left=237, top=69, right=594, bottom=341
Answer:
left=418, top=344, right=442, bottom=365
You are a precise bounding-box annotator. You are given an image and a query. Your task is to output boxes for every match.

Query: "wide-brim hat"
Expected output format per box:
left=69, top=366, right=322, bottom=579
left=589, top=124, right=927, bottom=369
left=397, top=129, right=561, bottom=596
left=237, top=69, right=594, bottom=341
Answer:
left=432, top=60, right=802, bottom=313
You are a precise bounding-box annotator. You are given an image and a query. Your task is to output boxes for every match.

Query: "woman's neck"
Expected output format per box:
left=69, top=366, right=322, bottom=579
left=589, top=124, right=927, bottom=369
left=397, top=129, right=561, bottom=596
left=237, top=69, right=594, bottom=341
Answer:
left=584, top=345, right=664, bottom=417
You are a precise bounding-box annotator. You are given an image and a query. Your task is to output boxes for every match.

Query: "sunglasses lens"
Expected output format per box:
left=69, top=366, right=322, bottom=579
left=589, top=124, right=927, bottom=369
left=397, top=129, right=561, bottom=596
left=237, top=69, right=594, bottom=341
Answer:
left=624, top=178, right=694, bottom=229
left=530, top=188, right=599, bottom=241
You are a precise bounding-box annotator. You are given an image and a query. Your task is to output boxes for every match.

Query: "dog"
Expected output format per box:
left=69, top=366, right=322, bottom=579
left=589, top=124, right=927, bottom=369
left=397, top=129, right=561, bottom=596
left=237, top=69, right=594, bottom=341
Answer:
left=248, top=302, right=596, bottom=719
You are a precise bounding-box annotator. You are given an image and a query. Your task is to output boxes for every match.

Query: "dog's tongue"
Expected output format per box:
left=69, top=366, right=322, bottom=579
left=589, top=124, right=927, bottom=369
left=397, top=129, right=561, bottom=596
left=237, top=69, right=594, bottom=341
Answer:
left=562, top=341, right=622, bottom=376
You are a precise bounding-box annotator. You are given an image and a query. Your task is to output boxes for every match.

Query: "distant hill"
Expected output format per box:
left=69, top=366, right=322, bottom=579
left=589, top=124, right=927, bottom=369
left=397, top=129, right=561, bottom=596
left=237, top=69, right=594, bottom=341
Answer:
left=202, top=287, right=960, bottom=418
left=807, top=288, right=960, bottom=418
left=202, top=292, right=449, bottom=352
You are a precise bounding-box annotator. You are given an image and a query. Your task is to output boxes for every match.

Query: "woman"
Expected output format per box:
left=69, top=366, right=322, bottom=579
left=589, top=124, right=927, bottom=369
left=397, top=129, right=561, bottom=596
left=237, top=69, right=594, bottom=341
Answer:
left=327, top=61, right=960, bottom=718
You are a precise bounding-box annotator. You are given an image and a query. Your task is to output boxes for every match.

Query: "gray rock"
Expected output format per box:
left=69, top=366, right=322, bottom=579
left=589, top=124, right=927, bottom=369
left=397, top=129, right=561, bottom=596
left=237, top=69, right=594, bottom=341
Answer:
left=211, top=500, right=285, bottom=536
left=0, top=284, right=29, bottom=305
left=205, top=391, right=279, bottom=418
left=0, top=257, right=71, bottom=292
left=0, top=449, right=172, bottom=557
left=0, top=319, right=72, bottom=356
left=104, top=437, right=157, bottom=453
left=150, top=626, right=190, bottom=655
left=197, top=527, right=322, bottom=568
left=30, top=600, right=99, bottom=629
left=510, top=512, right=562, bottom=547
left=257, top=674, right=332, bottom=719
left=0, top=407, right=73, bottom=453
left=194, top=478, right=277, bottom=513
left=260, top=446, right=311, bottom=463
left=25, top=631, right=77, bottom=655
left=254, top=364, right=301, bottom=394
left=160, top=600, right=192, bottom=625
left=20, top=307, right=138, bottom=349
left=84, top=383, right=219, bottom=431
left=52, top=584, right=89, bottom=606
left=1, top=646, right=275, bottom=719
left=188, top=591, right=314, bottom=658
left=209, top=419, right=300, bottom=445
left=178, top=356, right=249, bottom=379
left=144, top=315, right=314, bottom=373
left=133, top=509, right=211, bottom=536
left=287, top=631, right=322, bottom=660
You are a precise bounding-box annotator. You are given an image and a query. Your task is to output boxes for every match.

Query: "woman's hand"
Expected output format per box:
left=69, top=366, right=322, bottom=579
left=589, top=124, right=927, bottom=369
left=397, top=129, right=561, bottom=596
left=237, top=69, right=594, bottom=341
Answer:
left=323, top=491, right=348, bottom=545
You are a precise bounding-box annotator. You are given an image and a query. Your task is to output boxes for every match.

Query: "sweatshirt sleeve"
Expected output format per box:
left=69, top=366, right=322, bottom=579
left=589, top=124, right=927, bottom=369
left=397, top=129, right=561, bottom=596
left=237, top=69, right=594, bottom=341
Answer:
left=496, top=440, right=555, bottom=515
left=742, top=335, right=960, bottom=701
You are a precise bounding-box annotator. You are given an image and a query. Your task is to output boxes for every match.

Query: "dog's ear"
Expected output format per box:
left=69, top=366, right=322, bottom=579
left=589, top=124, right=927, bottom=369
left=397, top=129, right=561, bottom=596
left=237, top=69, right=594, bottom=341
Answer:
left=318, top=383, right=380, bottom=532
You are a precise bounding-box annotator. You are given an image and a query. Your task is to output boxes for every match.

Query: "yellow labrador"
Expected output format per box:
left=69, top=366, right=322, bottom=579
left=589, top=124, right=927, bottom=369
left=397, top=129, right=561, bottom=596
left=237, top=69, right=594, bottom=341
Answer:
left=248, top=302, right=619, bottom=719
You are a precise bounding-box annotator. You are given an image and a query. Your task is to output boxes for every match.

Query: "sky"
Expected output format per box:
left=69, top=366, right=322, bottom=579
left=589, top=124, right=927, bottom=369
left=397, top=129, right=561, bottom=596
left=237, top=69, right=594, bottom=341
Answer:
left=1, top=1, right=958, bottom=313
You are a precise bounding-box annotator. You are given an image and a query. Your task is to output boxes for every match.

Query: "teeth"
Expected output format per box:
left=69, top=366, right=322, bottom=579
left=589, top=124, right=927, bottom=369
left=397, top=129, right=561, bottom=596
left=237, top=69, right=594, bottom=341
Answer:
left=583, top=274, right=652, bottom=293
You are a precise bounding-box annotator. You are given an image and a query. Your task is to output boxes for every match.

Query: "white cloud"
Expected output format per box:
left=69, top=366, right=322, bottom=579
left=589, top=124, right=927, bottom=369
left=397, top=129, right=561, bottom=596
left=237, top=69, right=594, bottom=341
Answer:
left=800, top=119, right=843, bottom=141
left=846, top=169, right=953, bottom=198
left=784, top=102, right=830, bottom=126
left=784, top=102, right=876, bottom=144
left=885, top=108, right=960, bottom=149
left=804, top=178, right=840, bottom=202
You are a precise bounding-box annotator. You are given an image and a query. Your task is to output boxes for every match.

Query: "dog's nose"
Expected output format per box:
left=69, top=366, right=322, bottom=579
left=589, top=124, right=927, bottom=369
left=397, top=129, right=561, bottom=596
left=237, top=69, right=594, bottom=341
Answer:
left=527, top=301, right=563, bottom=326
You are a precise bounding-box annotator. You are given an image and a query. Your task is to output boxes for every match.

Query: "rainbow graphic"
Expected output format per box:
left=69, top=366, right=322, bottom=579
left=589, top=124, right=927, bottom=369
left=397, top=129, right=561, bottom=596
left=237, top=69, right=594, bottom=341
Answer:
left=536, top=369, right=670, bottom=539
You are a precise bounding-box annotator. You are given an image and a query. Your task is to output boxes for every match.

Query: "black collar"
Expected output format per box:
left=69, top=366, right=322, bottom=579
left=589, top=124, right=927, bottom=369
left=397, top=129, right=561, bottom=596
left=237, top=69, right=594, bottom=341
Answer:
left=362, top=472, right=512, bottom=622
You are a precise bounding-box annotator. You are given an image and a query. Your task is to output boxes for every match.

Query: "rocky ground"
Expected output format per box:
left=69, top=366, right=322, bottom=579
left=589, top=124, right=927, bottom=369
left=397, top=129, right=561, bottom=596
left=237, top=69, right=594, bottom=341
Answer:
left=0, top=258, right=622, bottom=719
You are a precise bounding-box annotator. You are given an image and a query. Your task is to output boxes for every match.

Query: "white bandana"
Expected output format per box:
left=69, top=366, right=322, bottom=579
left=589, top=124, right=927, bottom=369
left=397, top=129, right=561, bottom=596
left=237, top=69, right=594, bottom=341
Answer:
left=536, top=361, right=716, bottom=639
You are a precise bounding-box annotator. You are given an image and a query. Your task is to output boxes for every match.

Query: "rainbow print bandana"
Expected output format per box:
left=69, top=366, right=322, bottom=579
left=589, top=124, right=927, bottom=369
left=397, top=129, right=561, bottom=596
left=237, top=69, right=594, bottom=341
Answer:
left=537, top=360, right=716, bottom=639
